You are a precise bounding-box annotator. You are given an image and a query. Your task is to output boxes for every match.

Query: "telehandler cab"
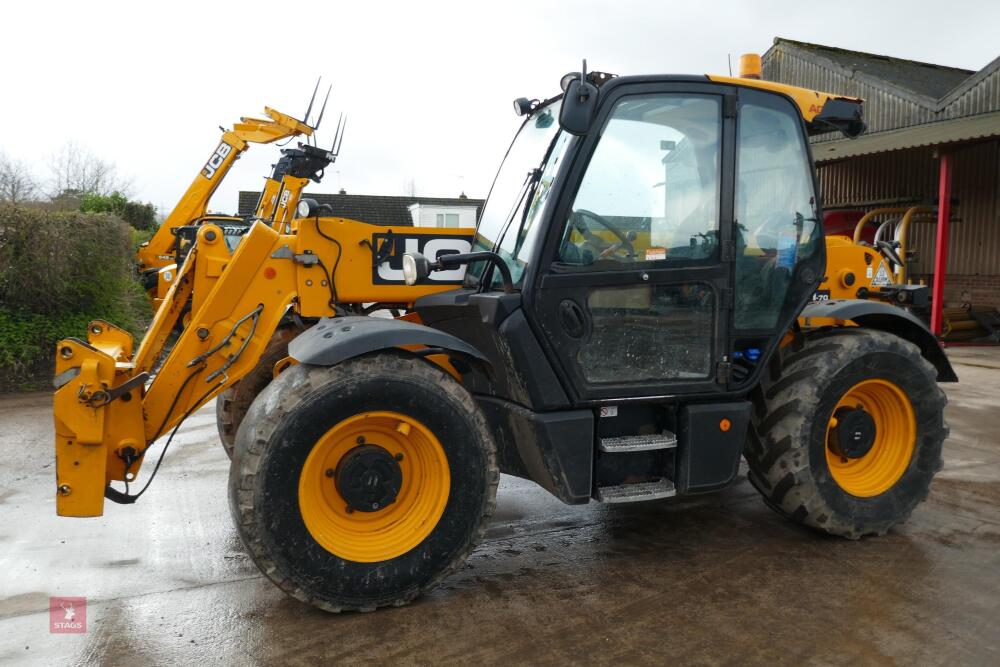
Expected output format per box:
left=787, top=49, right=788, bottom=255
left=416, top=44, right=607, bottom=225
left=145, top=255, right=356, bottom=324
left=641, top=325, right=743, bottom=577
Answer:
left=53, top=58, right=955, bottom=613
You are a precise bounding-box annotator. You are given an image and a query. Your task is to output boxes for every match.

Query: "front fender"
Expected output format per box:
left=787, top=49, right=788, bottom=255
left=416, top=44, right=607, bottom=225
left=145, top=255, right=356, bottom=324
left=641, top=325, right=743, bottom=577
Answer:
left=288, top=315, right=492, bottom=374
left=801, top=299, right=957, bottom=382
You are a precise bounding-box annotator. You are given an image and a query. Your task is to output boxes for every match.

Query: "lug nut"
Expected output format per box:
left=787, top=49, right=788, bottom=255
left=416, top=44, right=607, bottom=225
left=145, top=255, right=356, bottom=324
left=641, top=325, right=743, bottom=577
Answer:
left=395, top=453, right=404, bottom=461
left=325, top=468, right=335, bottom=477
left=356, top=436, right=365, bottom=444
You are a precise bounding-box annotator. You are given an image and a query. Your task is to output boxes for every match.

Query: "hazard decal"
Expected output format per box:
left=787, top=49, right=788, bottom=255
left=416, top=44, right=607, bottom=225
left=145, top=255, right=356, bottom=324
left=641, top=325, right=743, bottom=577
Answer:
left=870, top=262, right=893, bottom=287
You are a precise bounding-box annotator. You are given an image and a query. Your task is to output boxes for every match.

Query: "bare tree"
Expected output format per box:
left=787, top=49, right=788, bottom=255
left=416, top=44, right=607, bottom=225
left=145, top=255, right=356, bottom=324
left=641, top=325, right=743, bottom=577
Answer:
left=0, top=152, right=38, bottom=204
left=48, top=142, right=132, bottom=199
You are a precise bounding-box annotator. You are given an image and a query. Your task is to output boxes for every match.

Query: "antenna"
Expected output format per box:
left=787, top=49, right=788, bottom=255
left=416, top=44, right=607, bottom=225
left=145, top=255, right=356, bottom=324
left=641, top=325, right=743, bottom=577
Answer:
left=727, top=53, right=733, bottom=77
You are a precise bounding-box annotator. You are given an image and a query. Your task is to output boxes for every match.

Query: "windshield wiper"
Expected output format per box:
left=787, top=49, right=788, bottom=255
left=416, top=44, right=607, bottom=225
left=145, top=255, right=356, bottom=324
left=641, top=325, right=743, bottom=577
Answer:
left=492, top=167, right=542, bottom=255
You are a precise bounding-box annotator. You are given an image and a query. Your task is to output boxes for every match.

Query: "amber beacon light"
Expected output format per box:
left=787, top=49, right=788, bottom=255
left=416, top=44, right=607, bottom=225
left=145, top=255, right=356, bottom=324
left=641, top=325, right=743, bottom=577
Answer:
left=738, top=53, right=762, bottom=79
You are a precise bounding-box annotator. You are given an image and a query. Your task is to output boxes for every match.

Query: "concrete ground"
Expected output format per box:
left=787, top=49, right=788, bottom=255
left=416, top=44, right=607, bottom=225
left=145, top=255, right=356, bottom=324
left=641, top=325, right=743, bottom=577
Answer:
left=1, top=349, right=998, bottom=666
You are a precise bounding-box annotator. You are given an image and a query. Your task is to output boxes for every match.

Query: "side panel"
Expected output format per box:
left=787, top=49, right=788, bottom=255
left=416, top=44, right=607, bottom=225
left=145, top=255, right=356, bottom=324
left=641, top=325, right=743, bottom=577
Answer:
left=476, top=396, right=594, bottom=504
left=675, top=401, right=751, bottom=494
left=292, top=218, right=476, bottom=309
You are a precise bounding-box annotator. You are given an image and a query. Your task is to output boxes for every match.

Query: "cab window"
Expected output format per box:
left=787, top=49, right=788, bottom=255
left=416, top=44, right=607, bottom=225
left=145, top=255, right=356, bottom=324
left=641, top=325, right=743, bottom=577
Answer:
left=557, top=94, right=722, bottom=267
left=734, top=90, right=819, bottom=330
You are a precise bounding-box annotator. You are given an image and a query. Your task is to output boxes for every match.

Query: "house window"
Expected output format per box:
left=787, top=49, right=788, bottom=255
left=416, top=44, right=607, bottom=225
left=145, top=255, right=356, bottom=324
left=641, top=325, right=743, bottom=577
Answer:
left=436, top=213, right=460, bottom=228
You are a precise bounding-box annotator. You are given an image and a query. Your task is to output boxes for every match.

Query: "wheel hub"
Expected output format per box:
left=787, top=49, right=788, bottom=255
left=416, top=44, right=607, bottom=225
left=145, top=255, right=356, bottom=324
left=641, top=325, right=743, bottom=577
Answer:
left=335, top=444, right=403, bottom=512
left=828, top=406, right=877, bottom=459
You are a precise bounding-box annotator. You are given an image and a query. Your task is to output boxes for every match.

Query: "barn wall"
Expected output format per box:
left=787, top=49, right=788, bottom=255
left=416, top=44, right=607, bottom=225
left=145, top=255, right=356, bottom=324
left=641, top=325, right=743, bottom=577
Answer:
left=817, top=139, right=1000, bottom=305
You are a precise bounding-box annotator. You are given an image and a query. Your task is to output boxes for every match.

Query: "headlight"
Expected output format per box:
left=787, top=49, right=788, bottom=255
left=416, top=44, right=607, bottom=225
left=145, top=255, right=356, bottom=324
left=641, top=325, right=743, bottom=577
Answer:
left=297, top=198, right=318, bottom=218
left=402, top=253, right=419, bottom=285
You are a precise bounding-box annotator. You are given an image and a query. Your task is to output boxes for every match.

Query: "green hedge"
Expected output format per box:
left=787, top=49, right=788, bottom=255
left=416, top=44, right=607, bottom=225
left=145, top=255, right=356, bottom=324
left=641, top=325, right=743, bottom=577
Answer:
left=0, top=205, right=150, bottom=390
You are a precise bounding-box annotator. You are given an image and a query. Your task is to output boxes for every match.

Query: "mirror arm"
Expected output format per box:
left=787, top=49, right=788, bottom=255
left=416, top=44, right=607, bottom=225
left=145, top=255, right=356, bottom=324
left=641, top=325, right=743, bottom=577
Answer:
left=436, top=251, right=515, bottom=293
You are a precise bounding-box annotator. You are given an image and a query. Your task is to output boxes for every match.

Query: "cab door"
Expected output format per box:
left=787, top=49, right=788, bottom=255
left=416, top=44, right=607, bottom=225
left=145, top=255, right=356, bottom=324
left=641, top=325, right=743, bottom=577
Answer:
left=529, top=84, right=737, bottom=402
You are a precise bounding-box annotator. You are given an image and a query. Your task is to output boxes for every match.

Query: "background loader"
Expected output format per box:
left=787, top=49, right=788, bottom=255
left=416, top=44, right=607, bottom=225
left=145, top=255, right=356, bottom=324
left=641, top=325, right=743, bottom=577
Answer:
left=52, top=57, right=956, bottom=613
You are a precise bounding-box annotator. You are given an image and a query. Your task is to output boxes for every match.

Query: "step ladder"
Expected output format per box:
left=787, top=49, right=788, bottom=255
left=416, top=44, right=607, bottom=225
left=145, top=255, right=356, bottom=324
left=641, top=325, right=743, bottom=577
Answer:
left=595, top=431, right=678, bottom=503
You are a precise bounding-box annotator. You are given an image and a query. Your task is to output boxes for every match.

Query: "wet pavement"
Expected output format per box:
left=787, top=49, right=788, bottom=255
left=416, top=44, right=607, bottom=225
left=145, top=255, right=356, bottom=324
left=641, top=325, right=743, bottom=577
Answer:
left=1, top=348, right=998, bottom=666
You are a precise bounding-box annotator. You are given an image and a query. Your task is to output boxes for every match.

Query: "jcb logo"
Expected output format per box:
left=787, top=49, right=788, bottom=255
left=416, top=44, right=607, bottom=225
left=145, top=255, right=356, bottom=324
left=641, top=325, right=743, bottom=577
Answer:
left=202, top=142, right=233, bottom=180
left=279, top=189, right=292, bottom=208
left=371, top=233, right=472, bottom=284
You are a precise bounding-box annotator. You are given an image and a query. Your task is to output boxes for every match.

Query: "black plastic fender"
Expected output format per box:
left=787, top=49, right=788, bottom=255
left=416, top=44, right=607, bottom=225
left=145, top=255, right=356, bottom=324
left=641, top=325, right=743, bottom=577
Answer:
left=800, top=299, right=957, bottom=382
left=289, top=315, right=492, bottom=374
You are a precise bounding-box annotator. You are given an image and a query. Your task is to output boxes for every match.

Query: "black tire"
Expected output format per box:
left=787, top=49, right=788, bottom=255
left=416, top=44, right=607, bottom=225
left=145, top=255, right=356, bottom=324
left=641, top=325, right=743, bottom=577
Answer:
left=745, top=328, right=948, bottom=539
left=216, top=326, right=299, bottom=459
left=229, top=352, right=499, bottom=612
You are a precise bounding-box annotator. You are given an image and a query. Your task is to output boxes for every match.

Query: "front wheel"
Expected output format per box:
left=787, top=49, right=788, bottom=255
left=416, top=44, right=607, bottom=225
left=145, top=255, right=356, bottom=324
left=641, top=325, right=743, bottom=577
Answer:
left=229, top=352, right=498, bottom=612
left=745, top=328, right=948, bottom=539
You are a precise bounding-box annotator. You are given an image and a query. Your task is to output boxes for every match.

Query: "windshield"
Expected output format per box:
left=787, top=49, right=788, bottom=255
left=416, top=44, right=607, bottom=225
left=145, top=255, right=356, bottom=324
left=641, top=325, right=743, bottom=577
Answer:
left=467, top=99, right=565, bottom=287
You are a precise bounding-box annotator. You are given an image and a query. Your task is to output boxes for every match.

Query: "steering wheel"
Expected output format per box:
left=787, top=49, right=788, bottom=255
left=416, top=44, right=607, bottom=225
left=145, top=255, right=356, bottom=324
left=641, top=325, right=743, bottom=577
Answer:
left=748, top=212, right=799, bottom=253
left=570, top=209, right=636, bottom=260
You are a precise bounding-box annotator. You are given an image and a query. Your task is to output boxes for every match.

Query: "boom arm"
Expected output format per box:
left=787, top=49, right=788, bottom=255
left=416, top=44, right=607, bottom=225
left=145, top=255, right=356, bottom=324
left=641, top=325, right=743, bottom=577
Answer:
left=136, top=107, right=313, bottom=271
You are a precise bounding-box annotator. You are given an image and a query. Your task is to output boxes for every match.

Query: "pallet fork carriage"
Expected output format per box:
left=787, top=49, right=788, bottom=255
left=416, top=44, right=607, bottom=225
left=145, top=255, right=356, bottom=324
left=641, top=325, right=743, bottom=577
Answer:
left=53, top=57, right=956, bottom=613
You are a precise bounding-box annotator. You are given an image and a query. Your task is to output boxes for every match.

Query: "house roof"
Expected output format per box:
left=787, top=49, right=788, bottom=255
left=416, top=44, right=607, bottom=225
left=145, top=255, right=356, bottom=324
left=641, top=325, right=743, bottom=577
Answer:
left=773, top=38, right=974, bottom=100
left=237, top=191, right=484, bottom=226
left=813, top=110, right=1000, bottom=162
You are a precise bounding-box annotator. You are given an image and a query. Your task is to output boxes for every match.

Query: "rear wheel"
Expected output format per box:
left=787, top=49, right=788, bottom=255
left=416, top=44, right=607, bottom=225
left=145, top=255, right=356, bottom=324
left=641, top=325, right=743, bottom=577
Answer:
left=229, top=352, right=498, bottom=612
left=216, top=326, right=299, bottom=459
left=745, top=328, right=947, bottom=538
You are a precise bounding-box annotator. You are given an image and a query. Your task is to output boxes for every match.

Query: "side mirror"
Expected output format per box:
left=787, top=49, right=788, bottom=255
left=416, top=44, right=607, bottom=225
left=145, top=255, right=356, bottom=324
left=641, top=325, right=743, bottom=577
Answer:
left=559, top=60, right=599, bottom=136
left=402, top=251, right=432, bottom=286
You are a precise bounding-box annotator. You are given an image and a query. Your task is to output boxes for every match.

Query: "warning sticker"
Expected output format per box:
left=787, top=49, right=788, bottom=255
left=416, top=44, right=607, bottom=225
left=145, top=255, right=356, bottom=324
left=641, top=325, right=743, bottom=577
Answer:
left=600, top=406, right=618, bottom=418
left=871, top=262, right=892, bottom=287
left=645, top=247, right=666, bottom=261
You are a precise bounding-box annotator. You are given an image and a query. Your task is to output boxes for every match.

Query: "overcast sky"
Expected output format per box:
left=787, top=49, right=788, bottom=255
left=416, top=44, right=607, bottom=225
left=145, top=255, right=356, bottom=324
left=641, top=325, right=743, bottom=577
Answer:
left=2, top=0, right=998, bottom=215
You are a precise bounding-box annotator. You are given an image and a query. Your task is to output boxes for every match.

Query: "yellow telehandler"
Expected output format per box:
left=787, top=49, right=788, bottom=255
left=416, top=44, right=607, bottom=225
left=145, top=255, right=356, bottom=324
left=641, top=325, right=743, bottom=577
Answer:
left=52, top=57, right=956, bottom=613
left=137, top=83, right=341, bottom=309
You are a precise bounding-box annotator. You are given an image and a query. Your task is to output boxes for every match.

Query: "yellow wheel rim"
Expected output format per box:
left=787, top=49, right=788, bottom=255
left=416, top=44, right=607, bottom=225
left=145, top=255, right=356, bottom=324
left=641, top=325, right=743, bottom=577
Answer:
left=825, top=379, right=916, bottom=497
left=298, top=411, right=450, bottom=562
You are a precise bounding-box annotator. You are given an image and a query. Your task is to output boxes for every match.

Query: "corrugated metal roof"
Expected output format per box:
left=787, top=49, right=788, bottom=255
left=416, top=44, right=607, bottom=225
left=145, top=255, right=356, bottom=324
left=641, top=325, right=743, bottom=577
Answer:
left=812, top=111, right=1000, bottom=162
left=763, top=39, right=1000, bottom=136
left=772, top=38, right=974, bottom=100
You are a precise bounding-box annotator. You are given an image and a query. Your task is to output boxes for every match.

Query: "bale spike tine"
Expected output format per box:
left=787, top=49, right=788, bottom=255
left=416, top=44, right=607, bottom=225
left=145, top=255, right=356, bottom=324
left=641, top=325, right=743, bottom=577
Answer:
left=335, top=115, right=347, bottom=155
left=314, top=85, right=332, bottom=130
left=304, top=77, right=321, bottom=125
left=330, top=113, right=343, bottom=152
